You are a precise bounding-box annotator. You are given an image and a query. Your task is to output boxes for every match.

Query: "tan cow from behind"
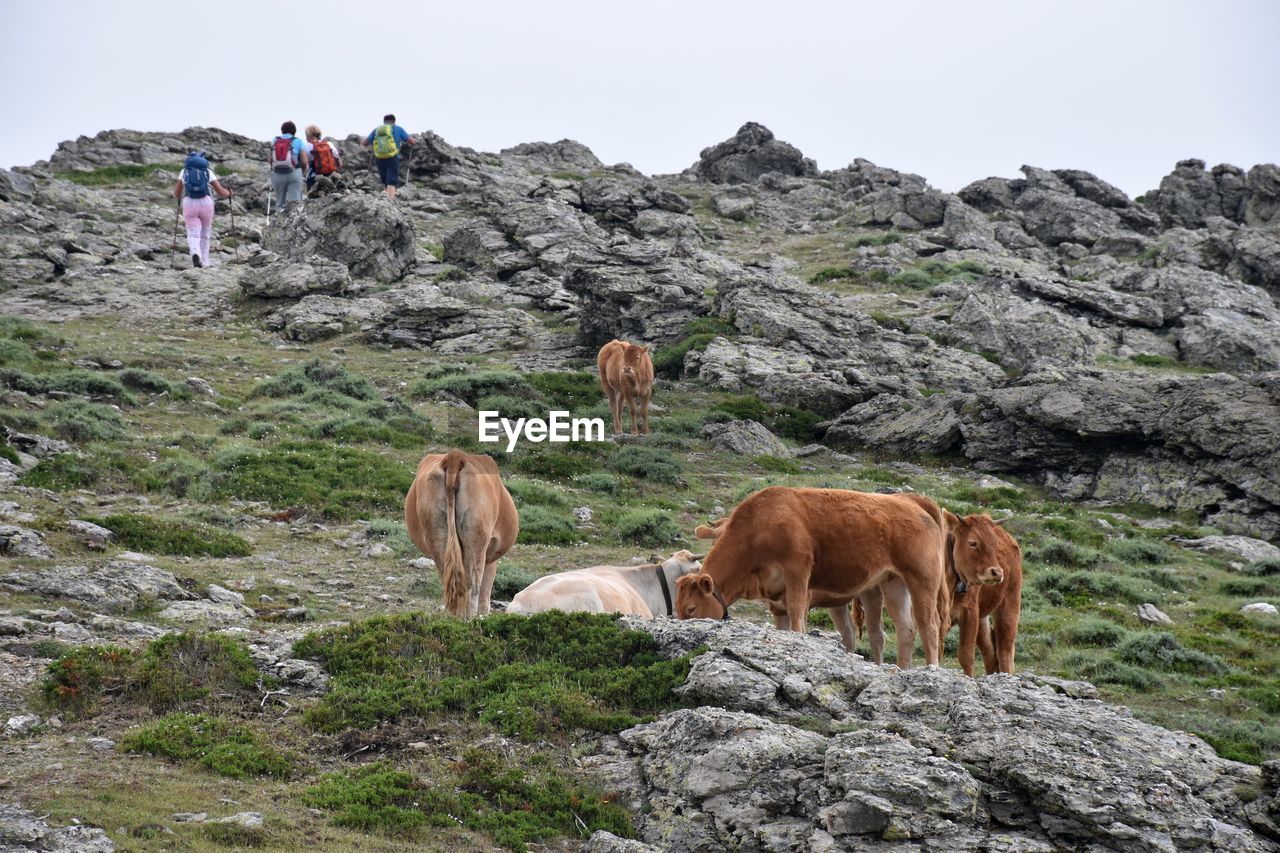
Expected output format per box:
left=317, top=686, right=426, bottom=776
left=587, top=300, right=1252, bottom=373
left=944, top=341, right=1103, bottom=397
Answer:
left=404, top=448, right=519, bottom=619
left=677, top=487, right=949, bottom=666
left=597, top=339, right=654, bottom=435
left=507, top=551, right=703, bottom=617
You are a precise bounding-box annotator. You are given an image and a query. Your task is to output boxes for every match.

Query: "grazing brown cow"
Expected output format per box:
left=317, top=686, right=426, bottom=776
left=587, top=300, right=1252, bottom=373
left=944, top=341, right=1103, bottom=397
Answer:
left=677, top=488, right=949, bottom=666
left=404, top=448, right=519, bottom=619
left=696, top=517, right=906, bottom=658
left=944, top=511, right=1023, bottom=675
left=597, top=339, right=654, bottom=435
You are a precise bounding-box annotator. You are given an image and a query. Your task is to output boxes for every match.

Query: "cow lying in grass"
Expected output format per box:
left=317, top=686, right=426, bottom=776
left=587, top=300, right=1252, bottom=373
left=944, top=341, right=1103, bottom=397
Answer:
left=404, top=448, right=519, bottom=619
left=507, top=550, right=704, bottom=617
left=696, top=518, right=915, bottom=662
left=678, top=487, right=950, bottom=666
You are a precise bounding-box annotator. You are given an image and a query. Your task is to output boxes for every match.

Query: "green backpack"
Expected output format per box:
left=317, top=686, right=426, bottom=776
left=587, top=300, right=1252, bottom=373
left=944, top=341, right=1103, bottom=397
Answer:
left=372, top=124, right=399, bottom=159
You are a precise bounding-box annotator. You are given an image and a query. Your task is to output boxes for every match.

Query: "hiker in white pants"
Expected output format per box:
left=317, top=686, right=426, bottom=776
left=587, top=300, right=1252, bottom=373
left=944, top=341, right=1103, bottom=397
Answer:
left=173, top=153, right=232, bottom=268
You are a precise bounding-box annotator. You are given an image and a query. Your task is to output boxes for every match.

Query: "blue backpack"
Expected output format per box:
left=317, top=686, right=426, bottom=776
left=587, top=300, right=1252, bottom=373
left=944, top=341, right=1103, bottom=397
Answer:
left=183, top=152, right=210, bottom=198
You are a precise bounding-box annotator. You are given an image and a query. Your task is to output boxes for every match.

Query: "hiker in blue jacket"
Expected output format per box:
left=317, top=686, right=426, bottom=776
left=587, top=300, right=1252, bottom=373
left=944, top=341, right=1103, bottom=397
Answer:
left=362, top=114, right=412, bottom=198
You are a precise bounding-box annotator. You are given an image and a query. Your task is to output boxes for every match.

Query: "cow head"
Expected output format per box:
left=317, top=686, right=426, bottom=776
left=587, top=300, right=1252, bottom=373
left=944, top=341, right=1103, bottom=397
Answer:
left=661, top=549, right=703, bottom=577
left=944, top=511, right=1008, bottom=588
left=620, top=344, right=650, bottom=380
left=675, top=572, right=730, bottom=619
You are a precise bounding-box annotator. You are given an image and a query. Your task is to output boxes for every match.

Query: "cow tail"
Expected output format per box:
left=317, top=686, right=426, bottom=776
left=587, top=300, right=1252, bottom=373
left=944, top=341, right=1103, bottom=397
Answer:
left=442, top=449, right=468, bottom=616
left=852, top=597, right=865, bottom=641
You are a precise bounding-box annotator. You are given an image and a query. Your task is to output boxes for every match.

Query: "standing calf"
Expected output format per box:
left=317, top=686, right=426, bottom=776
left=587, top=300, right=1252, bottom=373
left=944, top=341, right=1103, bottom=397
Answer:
left=597, top=339, right=654, bottom=435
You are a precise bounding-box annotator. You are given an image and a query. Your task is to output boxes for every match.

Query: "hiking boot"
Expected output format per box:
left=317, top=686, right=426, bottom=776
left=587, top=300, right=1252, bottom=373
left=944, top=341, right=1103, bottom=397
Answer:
left=192, top=254, right=202, bottom=268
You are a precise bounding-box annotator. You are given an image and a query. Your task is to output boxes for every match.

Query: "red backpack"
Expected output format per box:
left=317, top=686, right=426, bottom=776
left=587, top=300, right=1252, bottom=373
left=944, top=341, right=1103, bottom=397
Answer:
left=270, top=136, right=296, bottom=173
left=311, top=140, right=338, bottom=176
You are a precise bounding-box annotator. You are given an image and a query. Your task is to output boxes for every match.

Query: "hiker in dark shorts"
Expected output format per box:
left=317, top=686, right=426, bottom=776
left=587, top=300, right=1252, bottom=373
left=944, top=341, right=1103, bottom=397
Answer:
left=362, top=113, right=412, bottom=198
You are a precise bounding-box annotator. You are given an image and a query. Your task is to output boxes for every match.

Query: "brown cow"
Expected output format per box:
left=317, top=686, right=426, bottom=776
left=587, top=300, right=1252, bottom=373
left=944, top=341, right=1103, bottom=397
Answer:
left=676, top=488, right=949, bottom=666
left=404, top=448, right=519, bottom=619
left=597, top=339, right=654, bottom=435
left=696, top=517, right=915, bottom=660
left=944, top=511, right=1023, bottom=675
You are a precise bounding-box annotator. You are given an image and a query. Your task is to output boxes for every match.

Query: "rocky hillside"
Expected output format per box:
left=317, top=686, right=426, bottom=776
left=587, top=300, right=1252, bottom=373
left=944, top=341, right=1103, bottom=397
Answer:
left=3, top=122, right=1277, bottom=540
left=0, top=123, right=1278, bottom=851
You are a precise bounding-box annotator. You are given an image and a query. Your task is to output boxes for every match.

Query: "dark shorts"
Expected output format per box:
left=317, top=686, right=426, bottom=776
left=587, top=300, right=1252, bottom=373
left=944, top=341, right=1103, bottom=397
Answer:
left=375, top=155, right=400, bottom=187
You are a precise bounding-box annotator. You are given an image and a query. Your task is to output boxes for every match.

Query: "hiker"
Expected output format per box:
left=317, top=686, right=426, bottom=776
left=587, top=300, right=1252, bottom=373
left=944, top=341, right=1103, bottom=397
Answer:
left=172, top=151, right=232, bottom=269
left=304, top=125, right=343, bottom=197
left=269, top=121, right=309, bottom=211
left=362, top=113, right=412, bottom=198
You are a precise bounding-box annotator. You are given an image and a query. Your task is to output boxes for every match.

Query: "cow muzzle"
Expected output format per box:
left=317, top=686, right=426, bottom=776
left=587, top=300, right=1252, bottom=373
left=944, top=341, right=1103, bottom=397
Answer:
left=980, top=566, right=1004, bottom=585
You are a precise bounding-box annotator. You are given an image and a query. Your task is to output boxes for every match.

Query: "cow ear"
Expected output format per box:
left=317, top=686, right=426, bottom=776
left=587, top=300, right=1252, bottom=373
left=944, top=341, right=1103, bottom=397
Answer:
left=945, top=532, right=957, bottom=574
left=943, top=510, right=962, bottom=529
left=640, top=345, right=649, bottom=353
left=697, top=574, right=714, bottom=593
left=992, top=516, right=1010, bottom=526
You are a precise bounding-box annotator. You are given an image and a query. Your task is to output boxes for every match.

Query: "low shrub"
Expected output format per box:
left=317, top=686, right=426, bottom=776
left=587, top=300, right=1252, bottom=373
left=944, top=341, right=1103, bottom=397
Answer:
left=616, top=509, right=680, bottom=546
left=574, top=472, right=618, bottom=494
left=1116, top=632, right=1228, bottom=676
left=136, top=632, right=266, bottom=711
left=199, top=441, right=414, bottom=520
left=412, top=370, right=531, bottom=405
left=1028, top=538, right=1103, bottom=568
left=651, top=318, right=737, bottom=378
left=527, top=371, right=600, bottom=409
left=1033, top=569, right=1152, bottom=606
left=295, top=611, right=693, bottom=740
left=1060, top=652, right=1163, bottom=691
left=43, top=400, right=127, bottom=442
left=304, top=762, right=427, bottom=835
left=505, top=479, right=570, bottom=508
left=252, top=359, right=380, bottom=403
left=609, top=446, right=684, bottom=485
left=1107, top=538, right=1172, bottom=564
left=41, top=646, right=135, bottom=718
left=86, top=513, right=252, bottom=557
left=491, top=564, right=541, bottom=600
left=18, top=453, right=101, bottom=489
left=118, top=368, right=190, bottom=398
left=1061, top=616, right=1129, bottom=647
left=1243, top=558, right=1280, bottom=577
left=517, top=505, right=578, bottom=546
left=121, top=713, right=294, bottom=780
left=509, top=447, right=598, bottom=480
left=709, top=394, right=822, bottom=442
left=1219, top=577, right=1275, bottom=597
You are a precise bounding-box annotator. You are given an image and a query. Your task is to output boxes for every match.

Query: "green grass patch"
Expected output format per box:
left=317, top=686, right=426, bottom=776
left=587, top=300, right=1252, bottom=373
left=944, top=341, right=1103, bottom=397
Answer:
left=121, top=713, right=294, bottom=780
left=43, top=399, right=127, bottom=442
left=1033, top=569, right=1154, bottom=607
left=652, top=317, right=737, bottom=378
left=412, top=370, right=531, bottom=405
left=18, top=453, right=101, bottom=490
left=574, top=472, right=618, bottom=494
left=1116, top=632, right=1228, bottom=676
left=295, top=611, right=694, bottom=740
left=59, top=163, right=169, bottom=185
left=1107, top=538, right=1172, bottom=564
left=1061, top=616, right=1130, bottom=647
left=86, top=513, right=252, bottom=557
left=709, top=394, right=822, bottom=442
left=527, top=371, right=600, bottom=409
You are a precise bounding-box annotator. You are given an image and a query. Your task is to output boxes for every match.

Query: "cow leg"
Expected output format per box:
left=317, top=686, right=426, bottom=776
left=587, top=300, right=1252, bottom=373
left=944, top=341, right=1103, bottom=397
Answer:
left=606, top=388, right=622, bottom=434
left=768, top=601, right=787, bottom=629
left=957, top=606, right=979, bottom=677
left=902, top=571, right=941, bottom=666
left=830, top=605, right=856, bottom=653
left=858, top=587, right=885, bottom=664
left=627, top=392, right=638, bottom=434
left=977, top=615, right=998, bottom=674
left=478, top=558, right=500, bottom=616
left=994, top=602, right=1020, bottom=674
left=883, top=577, right=915, bottom=668
left=783, top=575, right=810, bottom=634
left=641, top=395, right=650, bottom=435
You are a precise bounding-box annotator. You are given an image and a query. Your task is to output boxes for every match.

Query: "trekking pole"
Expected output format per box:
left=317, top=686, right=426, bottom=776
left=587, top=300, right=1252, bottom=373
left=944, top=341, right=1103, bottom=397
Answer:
left=266, top=185, right=272, bottom=229
left=169, top=198, right=180, bottom=269
left=228, top=192, right=240, bottom=260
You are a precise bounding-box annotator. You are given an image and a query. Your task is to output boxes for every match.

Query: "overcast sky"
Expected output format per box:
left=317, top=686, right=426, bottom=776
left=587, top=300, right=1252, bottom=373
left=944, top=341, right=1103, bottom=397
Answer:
left=2, top=0, right=1276, bottom=197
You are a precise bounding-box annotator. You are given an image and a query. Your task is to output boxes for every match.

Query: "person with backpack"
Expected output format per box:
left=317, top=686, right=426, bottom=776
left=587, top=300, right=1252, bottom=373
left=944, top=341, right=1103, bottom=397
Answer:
left=269, top=121, right=309, bottom=211
left=361, top=113, right=412, bottom=198
left=304, top=125, right=342, bottom=196
left=172, top=151, right=232, bottom=268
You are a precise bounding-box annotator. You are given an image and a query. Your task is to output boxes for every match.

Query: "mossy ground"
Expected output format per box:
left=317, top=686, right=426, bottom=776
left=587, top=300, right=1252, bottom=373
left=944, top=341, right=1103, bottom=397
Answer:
left=1, top=309, right=1277, bottom=849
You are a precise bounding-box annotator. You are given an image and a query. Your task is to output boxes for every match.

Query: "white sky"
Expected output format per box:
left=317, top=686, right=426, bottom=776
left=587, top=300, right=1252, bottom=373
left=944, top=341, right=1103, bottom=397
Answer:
left=1, top=0, right=1276, bottom=197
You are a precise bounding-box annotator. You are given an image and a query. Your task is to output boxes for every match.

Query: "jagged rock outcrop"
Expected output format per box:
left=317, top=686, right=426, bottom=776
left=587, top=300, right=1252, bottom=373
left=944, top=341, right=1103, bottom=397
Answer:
left=824, top=368, right=1280, bottom=540
left=693, top=122, right=818, bottom=184
left=239, top=252, right=351, bottom=299
left=264, top=193, right=415, bottom=282
left=589, top=619, right=1276, bottom=852
left=0, top=560, right=194, bottom=613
